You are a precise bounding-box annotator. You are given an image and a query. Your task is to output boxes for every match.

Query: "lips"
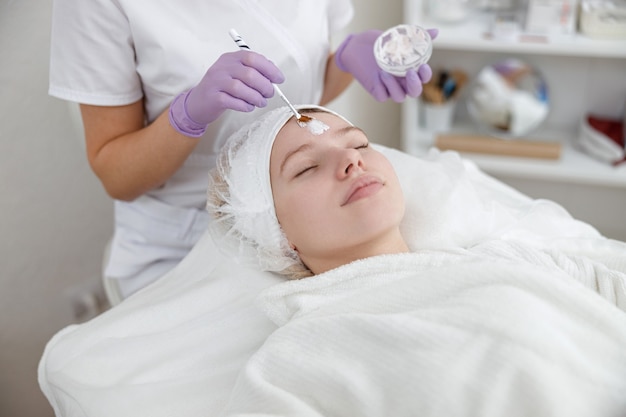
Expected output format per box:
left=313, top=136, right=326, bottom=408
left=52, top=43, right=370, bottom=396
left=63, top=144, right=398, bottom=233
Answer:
left=342, top=175, right=384, bottom=206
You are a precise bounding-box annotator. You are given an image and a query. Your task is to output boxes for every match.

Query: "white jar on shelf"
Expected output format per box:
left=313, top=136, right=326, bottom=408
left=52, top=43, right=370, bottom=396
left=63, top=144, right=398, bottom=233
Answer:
left=427, top=0, right=473, bottom=23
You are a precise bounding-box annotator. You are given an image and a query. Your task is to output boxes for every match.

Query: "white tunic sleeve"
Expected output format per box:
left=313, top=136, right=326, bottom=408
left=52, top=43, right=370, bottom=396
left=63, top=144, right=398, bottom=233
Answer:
left=49, top=0, right=143, bottom=105
left=328, top=0, right=355, bottom=34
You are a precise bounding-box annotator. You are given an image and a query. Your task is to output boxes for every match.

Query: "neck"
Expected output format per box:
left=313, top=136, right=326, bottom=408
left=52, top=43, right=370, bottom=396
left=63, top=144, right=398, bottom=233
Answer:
left=302, top=229, right=410, bottom=275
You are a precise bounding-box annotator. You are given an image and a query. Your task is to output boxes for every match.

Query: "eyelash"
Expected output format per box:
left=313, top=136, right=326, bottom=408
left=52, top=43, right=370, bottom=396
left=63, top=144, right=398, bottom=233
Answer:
left=294, top=143, right=369, bottom=177
left=295, top=165, right=316, bottom=177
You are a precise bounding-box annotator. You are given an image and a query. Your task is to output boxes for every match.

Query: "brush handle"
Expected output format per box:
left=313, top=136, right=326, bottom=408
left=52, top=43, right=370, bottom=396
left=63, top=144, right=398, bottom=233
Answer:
left=228, top=29, right=301, bottom=120
left=229, top=28, right=251, bottom=50
left=272, top=85, right=301, bottom=119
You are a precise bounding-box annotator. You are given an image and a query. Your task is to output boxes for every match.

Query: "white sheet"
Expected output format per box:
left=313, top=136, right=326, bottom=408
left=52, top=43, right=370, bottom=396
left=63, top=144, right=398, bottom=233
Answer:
left=220, top=242, right=626, bottom=417
left=38, top=146, right=625, bottom=417
left=39, top=232, right=282, bottom=417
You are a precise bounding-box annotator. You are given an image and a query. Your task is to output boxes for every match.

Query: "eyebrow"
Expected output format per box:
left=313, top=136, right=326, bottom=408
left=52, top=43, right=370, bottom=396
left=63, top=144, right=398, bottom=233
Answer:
left=280, top=143, right=312, bottom=174
left=337, top=125, right=366, bottom=137
left=278, top=125, right=367, bottom=174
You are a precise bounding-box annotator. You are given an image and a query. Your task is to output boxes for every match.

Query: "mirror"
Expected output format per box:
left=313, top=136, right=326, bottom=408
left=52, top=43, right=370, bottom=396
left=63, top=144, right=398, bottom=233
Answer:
left=466, top=58, right=549, bottom=138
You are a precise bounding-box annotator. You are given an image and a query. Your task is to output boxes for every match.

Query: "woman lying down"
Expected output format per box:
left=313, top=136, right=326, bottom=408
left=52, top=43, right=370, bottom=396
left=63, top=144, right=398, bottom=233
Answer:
left=207, top=105, right=626, bottom=417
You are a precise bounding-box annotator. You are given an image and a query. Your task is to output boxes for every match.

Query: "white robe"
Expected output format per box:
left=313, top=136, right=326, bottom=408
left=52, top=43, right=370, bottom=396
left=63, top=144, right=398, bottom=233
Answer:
left=219, top=240, right=626, bottom=417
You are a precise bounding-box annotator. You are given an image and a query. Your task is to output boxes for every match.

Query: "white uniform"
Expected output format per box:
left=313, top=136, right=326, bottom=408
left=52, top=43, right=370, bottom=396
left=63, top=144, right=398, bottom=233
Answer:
left=50, top=0, right=354, bottom=297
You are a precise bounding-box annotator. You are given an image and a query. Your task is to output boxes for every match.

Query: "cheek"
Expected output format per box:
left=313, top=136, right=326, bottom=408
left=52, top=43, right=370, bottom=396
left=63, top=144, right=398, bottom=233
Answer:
left=274, top=182, right=329, bottom=244
left=274, top=186, right=314, bottom=231
left=377, top=158, right=405, bottom=218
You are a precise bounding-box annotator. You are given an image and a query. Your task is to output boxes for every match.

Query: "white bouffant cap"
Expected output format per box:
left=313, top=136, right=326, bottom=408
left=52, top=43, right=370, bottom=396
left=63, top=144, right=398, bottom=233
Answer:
left=206, top=105, right=352, bottom=279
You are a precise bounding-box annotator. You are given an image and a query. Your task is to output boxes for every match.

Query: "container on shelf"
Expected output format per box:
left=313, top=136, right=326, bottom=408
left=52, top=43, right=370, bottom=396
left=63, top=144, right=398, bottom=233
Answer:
left=428, top=0, right=473, bottom=23
left=420, top=100, right=457, bottom=132
left=580, top=0, right=626, bottom=39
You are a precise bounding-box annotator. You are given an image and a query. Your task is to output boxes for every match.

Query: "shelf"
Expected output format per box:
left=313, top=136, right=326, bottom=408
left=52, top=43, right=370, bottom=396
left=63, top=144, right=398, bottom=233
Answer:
left=405, top=5, right=626, bottom=58
left=402, top=126, right=626, bottom=189
left=402, top=1, right=626, bottom=190
left=401, top=97, right=626, bottom=188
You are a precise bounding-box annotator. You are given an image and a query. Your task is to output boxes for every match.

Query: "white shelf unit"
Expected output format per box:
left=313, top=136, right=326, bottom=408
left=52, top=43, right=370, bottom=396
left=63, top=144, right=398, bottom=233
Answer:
left=411, top=8, right=626, bottom=58
left=402, top=0, right=626, bottom=189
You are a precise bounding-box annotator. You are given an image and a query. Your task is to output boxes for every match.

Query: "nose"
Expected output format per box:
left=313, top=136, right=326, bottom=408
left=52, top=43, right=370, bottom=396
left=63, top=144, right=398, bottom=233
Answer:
left=336, top=148, right=364, bottom=179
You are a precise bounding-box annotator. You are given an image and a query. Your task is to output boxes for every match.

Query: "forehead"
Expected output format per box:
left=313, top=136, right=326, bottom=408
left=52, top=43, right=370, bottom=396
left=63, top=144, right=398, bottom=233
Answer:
left=272, top=112, right=352, bottom=155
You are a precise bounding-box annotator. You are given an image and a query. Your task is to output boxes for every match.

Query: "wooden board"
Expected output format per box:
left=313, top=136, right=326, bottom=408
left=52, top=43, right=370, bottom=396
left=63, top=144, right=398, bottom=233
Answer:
left=435, top=133, right=562, bottom=160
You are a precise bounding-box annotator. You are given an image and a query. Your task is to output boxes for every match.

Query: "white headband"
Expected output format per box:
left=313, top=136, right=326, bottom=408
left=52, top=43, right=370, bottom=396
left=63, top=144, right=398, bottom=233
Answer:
left=207, top=105, right=352, bottom=276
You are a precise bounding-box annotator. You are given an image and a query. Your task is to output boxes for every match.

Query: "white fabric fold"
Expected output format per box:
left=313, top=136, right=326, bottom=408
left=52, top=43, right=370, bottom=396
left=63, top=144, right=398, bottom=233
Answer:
left=221, top=242, right=626, bottom=417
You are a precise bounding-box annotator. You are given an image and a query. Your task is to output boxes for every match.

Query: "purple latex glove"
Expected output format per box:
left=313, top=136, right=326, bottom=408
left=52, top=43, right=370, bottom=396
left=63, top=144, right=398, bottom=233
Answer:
left=169, top=50, right=284, bottom=137
left=335, top=28, right=439, bottom=103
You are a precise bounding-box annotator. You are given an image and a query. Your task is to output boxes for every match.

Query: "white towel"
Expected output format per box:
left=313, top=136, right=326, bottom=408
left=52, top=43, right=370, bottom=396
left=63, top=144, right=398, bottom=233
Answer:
left=220, top=242, right=626, bottom=417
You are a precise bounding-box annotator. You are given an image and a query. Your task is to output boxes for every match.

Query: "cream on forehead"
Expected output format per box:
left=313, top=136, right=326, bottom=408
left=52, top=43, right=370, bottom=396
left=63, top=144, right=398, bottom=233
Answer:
left=298, top=118, right=329, bottom=135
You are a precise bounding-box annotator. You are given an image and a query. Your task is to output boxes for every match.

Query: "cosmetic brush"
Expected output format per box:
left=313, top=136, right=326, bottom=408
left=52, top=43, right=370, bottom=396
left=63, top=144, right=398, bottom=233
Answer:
left=229, top=28, right=329, bottom=134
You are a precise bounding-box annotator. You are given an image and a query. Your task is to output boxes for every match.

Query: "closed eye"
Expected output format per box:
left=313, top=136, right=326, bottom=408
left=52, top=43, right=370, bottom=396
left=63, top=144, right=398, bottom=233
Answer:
left=356, top=142, right=369, bottom=150
left=295, top=165, right=317, bottom=177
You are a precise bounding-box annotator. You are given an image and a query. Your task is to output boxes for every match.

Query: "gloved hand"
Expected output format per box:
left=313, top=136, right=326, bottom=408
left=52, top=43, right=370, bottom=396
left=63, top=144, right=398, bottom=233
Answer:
left=335, top=28, right=439, bottom=103
left=169, top=50, right=284, bottom=137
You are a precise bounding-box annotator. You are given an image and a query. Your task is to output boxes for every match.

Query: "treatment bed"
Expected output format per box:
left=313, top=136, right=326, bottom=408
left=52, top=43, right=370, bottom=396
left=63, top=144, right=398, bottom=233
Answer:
left=39, top=145, right=626, bottom=417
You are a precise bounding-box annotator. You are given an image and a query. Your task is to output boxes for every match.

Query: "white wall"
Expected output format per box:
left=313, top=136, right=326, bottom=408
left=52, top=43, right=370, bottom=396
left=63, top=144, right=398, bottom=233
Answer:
left=0, top=2, right=113, bottom=416
left=0, top=1, right=404, bottom=415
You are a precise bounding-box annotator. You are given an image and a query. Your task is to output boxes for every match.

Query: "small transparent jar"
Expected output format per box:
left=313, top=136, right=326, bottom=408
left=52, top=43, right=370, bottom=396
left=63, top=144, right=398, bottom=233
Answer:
left=373, top=24, right=433, bottom=77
